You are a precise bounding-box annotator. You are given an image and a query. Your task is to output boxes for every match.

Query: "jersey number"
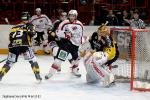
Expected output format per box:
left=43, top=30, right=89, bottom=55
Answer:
left=12, top=30, right=23, bottom=38
left=12, top=30, right=23, bottom=45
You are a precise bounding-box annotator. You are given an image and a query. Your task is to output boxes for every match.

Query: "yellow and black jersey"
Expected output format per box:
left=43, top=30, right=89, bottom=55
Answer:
left=89, top=32, right=105, bottom=51
left=89, top=31, right=119, bottom=61
left=103, top=36, right=119, bottom=62
left=8, top=24, right=35, bottom=48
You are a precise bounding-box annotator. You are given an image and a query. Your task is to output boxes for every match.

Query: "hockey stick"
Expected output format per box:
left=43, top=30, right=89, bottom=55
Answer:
left=0, top=58, right=7, bottom=63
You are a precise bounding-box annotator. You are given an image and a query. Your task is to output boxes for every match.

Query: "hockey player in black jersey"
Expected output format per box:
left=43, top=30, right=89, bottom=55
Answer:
left=46, top=12, right=68, bottom=55
left=0, top=23, right=42, bottom=83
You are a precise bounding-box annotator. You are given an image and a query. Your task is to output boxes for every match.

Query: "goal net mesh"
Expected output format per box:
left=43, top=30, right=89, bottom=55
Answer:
left=111, top=28, right=150, bottom=91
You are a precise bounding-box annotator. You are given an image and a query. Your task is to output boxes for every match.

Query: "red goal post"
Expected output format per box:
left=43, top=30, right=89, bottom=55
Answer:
left=110, top=27, right=150, bottom=91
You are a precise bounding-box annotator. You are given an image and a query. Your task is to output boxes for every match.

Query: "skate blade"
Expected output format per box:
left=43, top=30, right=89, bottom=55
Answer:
left=105, top=81, right=116, bottom=88
left=72, top=73, right=81, bottom=77
left=36, top=79, right=42, bottom=84
left=45, top=75, right=50, bottom=80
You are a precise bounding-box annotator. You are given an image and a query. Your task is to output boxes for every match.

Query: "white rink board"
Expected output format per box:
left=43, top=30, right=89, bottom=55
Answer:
left=0, top=25, right=149, bottom=49
left=0, top=25, right=13, bottom=48
left=0, top=25, right=98, bottom=49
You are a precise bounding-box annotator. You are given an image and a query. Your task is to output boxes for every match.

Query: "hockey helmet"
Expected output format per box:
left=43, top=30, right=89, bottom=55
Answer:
left=61, top=12, right=67, bottom=16
left=36, top=8, right=41, bottom=12
left=21, top=11, right=30, bottom=23
left=68, top=10, right=78, bottom=17
left=98, top=22, right=109, bottom=35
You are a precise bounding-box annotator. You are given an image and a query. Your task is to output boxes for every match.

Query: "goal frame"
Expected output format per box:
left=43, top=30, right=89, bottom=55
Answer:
left=110, top=27, right=150, bottom=92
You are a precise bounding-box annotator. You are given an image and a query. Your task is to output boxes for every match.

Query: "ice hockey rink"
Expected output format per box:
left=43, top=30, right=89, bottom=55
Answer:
left=0, top=54, right=150, bottom=100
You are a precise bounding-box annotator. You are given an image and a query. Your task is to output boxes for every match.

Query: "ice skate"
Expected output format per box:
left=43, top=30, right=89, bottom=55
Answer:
left=0, top=73, right=2, bottom=81
left=71, top=65, right=81, bottom=77
left=45, top=64, right=58, bottom=80
left=35, top=73, right=42, bottom=83
left=45, top=73, right=53, bottom=80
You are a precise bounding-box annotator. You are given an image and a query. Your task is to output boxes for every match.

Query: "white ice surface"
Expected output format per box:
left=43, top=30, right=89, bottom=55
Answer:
left=0, top=54, right=150, bottom=100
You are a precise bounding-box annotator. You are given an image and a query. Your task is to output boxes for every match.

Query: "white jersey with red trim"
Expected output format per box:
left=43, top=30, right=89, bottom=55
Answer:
left=30, top=14, right=52, bottom=32
left=56, top=19, right=84, bottom=46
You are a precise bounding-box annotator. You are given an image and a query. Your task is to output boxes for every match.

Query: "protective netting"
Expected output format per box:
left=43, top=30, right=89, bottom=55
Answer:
left=111, top=28, right=150, bottom=91
left=134, top=31, right=150, bottom=81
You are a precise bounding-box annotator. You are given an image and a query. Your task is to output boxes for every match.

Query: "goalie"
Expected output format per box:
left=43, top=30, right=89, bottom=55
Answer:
left=80, top=23, right=119, bottom=87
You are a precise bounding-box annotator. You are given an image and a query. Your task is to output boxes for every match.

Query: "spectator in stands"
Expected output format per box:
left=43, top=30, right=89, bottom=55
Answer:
left=129, top=9, right=134, bottom=19
left=122, top=10, right=130, bottom=26
left=140, top=9, right=148, bottom=25
left=106, top=10, right=119, bottom=26
left=124, top=11, right=145, bottom=29
left=89, top=15, right=96, bottom=25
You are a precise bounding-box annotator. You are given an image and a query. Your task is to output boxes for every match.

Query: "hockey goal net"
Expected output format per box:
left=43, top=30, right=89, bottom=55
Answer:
left=110, top=27, right=150, bottom=91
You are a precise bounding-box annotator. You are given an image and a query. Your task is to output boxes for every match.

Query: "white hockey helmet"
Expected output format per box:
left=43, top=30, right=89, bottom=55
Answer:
left=61, top=12, right=67, bottom=16
left=68, top=10, right=78, bottom=17
left=36, top=8, right=41, bottom=12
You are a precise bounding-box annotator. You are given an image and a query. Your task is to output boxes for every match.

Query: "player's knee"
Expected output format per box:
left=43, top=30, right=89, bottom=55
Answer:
left=28, top=56, right=37, bottom=62
left=53, top=47, right=59, bottom=57
left=67, top=53, right=72, bottom=61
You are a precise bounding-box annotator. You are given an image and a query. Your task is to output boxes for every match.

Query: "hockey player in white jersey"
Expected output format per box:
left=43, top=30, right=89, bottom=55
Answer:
left=45, top=10, right=84, bottom=79
left=30, top=8, right=52, bottom=54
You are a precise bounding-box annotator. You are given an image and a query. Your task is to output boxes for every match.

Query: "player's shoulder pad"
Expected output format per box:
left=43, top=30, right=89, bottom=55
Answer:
left=40, top=14, right=48, bottom=17
left=76, top=20, right=83, bottom=26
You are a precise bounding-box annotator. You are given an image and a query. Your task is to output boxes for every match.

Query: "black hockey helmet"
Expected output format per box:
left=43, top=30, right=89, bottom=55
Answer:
left=21, top=11, right=30, bottom=22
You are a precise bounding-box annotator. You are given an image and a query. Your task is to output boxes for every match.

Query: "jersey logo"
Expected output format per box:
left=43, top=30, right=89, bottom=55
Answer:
left=58, top=50, right=68, bottom=61
left=72, top=26, right=77, bottom=31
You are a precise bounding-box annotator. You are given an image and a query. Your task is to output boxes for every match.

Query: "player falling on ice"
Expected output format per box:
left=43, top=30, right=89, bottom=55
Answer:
left=79, top=23, right=118, bottom=87
left=45, top=10, right=84, bottom=79
left=0, top=20, right=42, bottom=83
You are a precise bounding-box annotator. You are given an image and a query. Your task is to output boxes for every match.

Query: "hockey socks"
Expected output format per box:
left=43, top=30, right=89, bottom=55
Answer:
left=45, top=64, right=59, bottom=80
left=30, top=61, right=42, bottom=81
left=0, top=64, right=10, bottom=81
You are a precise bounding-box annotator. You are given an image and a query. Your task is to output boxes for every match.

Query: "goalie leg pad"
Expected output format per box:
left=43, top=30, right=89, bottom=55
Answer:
left=84, top=54, right=115, bottom=86
left=93, top=52, right=108, bottom=66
